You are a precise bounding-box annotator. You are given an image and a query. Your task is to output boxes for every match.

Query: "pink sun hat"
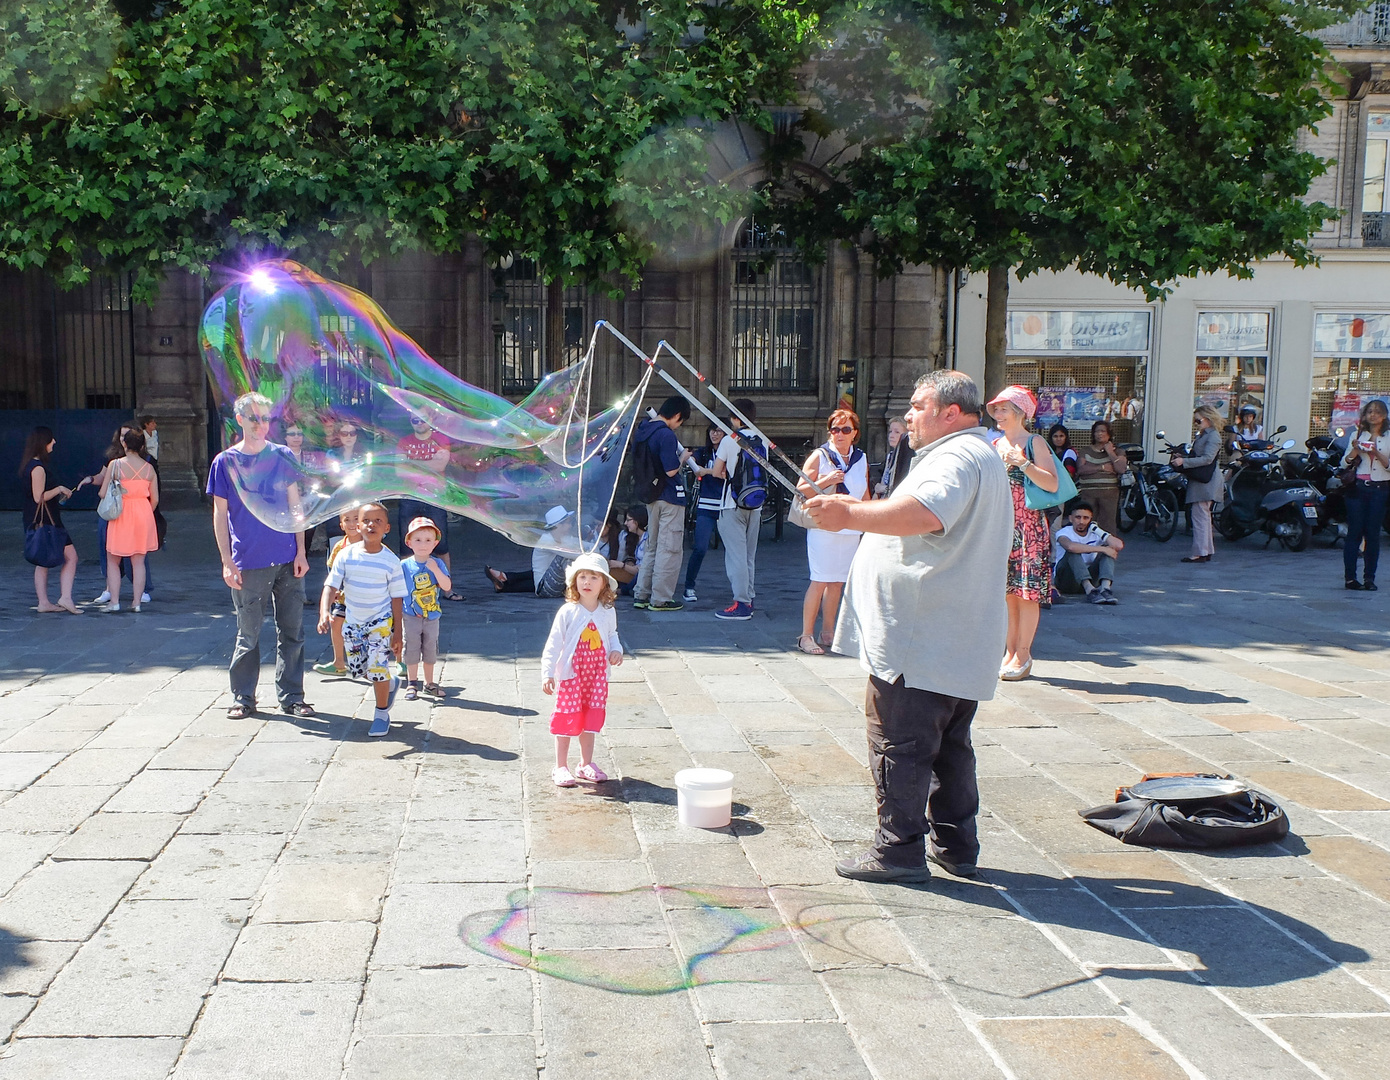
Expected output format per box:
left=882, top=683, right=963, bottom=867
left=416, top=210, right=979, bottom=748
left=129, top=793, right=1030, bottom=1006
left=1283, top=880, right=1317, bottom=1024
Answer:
left=986, top=385, right=1038, bottom=420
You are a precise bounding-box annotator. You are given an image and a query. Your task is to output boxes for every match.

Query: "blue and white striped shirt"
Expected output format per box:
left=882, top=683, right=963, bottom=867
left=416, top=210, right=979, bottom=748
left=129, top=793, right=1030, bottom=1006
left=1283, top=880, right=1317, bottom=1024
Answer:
left=325, top=542, right=407, bottom=624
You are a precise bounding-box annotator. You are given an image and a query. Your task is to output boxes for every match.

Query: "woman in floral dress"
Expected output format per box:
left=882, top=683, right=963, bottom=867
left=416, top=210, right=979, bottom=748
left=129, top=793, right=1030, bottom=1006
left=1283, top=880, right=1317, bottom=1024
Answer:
left=988, top=386, right=1058, bottom=681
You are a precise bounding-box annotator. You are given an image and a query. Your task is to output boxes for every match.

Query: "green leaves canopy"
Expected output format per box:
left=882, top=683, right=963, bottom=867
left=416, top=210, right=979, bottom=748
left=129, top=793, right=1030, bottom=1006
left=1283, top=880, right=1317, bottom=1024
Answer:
left=782, top=0, right=1359, bottom=298
left=0, top=0, right=814, bottom=296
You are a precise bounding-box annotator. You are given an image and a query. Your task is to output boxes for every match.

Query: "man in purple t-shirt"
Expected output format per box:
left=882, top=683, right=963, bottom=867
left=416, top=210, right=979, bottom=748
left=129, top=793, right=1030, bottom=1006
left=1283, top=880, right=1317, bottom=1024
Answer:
left=208, top=392, right=312, bottom=720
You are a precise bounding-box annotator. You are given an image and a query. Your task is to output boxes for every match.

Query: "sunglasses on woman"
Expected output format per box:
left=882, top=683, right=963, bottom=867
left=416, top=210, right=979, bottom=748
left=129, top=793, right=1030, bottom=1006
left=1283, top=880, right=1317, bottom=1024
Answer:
left=828, top=426, right=856, bottom=435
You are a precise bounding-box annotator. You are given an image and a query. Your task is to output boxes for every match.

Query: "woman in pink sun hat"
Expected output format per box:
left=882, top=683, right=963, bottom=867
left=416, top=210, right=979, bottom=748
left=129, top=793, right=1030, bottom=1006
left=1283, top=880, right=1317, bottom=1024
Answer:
left=987, top=386, right=1059, bottom=682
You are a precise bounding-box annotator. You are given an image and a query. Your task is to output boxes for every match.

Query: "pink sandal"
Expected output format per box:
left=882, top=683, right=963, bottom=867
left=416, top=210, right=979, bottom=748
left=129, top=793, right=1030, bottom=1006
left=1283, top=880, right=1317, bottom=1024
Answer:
left=575, top=763, right=608, bottom=783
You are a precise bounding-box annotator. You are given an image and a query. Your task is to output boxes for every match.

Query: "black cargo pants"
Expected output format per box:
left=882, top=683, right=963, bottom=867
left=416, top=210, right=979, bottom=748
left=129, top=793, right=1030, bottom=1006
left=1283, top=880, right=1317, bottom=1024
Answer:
left=866, top=674, right=980, bottom=868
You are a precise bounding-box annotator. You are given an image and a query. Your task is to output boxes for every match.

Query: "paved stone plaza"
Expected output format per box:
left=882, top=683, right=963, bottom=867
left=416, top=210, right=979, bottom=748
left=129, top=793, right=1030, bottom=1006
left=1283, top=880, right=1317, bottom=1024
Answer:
left=0, top=509, right=1387, bottom=1079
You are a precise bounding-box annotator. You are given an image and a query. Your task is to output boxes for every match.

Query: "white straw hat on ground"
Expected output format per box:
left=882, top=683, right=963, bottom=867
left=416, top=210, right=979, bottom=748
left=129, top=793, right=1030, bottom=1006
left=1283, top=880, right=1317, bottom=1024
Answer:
left=564, top=551, right=618, bottom=593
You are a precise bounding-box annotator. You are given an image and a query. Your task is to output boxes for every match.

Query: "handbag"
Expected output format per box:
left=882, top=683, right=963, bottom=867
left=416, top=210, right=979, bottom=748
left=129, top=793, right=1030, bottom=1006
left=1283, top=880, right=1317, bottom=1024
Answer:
left=1079, top=773, right=1288, bottom=850
left=1022, top=438, right=1079, bottom=511
left=24, top=501, right=66, bottom=569
left=97, top=461, right=124, bottom=521
left=1183, top=458, right=1218, bottom=485
left=788, top=445, right=859, bottom=529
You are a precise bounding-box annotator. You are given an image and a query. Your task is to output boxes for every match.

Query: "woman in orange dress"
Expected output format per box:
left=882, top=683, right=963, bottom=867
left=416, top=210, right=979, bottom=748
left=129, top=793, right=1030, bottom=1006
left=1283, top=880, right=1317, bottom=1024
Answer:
left=99, top=428, right=159, bottom=613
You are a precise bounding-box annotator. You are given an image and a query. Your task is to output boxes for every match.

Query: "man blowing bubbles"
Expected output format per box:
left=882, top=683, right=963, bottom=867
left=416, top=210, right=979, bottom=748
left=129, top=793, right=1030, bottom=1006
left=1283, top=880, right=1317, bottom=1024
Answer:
left=804, top=371, right=1012, bottom=884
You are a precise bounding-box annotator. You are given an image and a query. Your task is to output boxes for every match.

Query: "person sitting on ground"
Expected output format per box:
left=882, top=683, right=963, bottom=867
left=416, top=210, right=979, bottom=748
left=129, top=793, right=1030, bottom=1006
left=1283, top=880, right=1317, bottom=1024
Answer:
left=319, top=502, right=406, bottom=737
left=314, top=506, right=364, bottom=677
left=483, top=505, right=574, bottom=598
left=1052, top=502, right=1123, bottom=605
left=611, top=505, right=646, bottom=596
left=601, top=509, right=635, bottom=592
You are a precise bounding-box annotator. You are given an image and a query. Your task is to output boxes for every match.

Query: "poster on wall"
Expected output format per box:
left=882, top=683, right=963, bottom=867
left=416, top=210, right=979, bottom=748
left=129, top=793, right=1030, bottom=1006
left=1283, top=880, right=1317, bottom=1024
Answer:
left=1314, top=313, right=1390, bottom=357
left=1036, top=388, right=1066, bottom=426
left=1332, top=392, right=1362, bottom=430
left=1064, top=389, right=1108, bottom=424
left=1195, top=390, right=1232, bottom=417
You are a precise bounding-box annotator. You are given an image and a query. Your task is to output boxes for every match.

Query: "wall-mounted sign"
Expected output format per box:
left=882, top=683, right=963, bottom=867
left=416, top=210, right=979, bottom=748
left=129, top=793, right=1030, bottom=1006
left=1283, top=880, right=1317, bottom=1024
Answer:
left=1008, top=310, right=1151, bottom=353
left=1314, top=313, right=1390, bottom=357
left=1196, top=311, right=1270, bottom=354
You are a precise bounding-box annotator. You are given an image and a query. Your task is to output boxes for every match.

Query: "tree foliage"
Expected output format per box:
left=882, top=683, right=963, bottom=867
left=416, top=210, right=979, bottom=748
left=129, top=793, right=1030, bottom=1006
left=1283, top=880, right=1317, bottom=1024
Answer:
left=0, top=0, right=815, bottom=296
left=777, top=0, right=1359, bottom=390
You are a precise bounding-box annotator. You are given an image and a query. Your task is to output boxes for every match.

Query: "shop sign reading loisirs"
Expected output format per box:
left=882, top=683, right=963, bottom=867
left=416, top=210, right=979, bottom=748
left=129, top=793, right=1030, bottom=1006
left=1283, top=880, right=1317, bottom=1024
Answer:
left=1008, top=310, right=1151, bottom=353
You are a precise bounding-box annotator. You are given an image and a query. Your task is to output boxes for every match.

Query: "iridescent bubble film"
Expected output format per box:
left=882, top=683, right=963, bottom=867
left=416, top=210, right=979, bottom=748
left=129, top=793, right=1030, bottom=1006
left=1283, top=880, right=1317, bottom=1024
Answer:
left=199, top=259, right=649, bottom=552
left=460, top=885, right=898, bottom=995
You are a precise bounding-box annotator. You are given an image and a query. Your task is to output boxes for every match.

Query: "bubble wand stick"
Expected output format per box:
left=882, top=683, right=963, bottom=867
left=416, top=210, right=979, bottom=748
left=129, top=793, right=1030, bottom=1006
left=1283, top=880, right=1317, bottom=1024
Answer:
left=596, top=321, right=827, bottom=498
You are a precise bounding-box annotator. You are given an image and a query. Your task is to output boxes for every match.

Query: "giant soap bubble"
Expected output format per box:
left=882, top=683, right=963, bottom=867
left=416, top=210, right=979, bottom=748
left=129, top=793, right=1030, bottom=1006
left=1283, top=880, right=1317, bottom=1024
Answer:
left=199, top=260, right=649, bottom=553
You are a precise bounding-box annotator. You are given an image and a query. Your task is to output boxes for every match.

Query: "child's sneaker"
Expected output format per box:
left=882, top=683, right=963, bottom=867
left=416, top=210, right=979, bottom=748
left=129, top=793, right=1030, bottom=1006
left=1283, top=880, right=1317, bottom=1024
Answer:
left=385, top=676, right=400, bottom=709
left=368, top=711, right=390, bottom=737
left=632, top=599, right=650, bottom=610
left=552, top=766, right=577, bottom=787
left=313, top=661, right=346, bottom=677
left=574, top=763, right=608, bottom=783
left=404, top=682, right=420, bottom=700
left=682, top=587, right=698, bottom=603
left=649, top=600, right=684, bottom=612
left=140, top=592, right=151, bottom=604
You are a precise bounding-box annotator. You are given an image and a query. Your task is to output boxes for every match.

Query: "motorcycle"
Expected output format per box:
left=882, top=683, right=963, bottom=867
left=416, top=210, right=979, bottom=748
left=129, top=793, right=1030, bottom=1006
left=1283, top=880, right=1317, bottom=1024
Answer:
left=1284, top=429, right=1350, bottom=545
left=1216, top=425, right=1322, bottom=551
left=1115, top=442, right=1181, bottom=541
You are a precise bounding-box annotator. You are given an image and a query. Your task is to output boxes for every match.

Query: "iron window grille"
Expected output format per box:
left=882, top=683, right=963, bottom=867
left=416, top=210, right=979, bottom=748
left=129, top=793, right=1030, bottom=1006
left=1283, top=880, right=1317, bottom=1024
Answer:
left=729, top=218, right=818, bottom=393
left=495, top=259, right=591, bottom=396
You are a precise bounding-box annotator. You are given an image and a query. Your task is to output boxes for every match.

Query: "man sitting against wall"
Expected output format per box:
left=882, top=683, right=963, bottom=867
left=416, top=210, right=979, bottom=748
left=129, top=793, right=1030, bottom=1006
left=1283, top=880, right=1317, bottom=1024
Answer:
left=1052, top=502, right=1123, bottom=605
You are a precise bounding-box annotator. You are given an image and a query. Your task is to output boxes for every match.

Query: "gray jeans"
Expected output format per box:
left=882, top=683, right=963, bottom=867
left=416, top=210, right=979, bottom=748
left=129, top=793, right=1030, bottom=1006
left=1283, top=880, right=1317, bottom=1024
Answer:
left=1054, top=552, right=1116, bottom=593
left=229, top=563, right=306, bottom=708
left=718, top=506, right=760, bottom=604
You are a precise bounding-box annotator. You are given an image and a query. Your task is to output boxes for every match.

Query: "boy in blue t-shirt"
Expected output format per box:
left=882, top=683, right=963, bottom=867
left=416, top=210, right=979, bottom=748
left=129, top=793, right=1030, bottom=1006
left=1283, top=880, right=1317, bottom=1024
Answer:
left=400, top=516, right=452, bottom=699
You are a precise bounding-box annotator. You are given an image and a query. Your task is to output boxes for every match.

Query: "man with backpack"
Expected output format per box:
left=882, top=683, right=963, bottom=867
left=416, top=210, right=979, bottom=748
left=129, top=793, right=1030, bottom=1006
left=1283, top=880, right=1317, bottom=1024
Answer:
left=631, top=396, right=692, bottom=612
left=712, top=398, right=764, bottom=621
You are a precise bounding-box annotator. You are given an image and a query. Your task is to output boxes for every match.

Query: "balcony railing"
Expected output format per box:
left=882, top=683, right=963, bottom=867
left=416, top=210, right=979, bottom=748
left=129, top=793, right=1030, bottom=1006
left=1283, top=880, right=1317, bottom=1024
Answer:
left=1318, top=2, right=1390, bottom=46
left=1364, top=212, right=1390, bottom=245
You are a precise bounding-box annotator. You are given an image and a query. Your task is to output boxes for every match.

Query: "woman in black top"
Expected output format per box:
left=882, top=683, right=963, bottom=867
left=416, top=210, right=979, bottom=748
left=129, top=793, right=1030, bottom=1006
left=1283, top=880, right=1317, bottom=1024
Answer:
left=20, top=426, right=81, bottom=614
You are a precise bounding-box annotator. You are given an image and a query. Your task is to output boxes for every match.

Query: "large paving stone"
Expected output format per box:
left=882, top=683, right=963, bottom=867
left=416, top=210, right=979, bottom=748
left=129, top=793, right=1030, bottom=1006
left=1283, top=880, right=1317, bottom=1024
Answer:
left=0, top=858, right=145, bottom=941
left=51, top=811, right=183, bottom=862
left=709, top=1021, right=873, bottom=1080
left=37, top=747, right=156, bottom=786
left=343, top=1034, right=536, bottom=1079
left=102, top=769, right=216, bottom=814
left=0, top=1036, right=183, bottom=1080
left=223, top=920, right=377, bottom=983
left=1264, top=1016, right=1390, bottom=1080
left=22, top=899, right=246, bottom=1036
left=0, top=783, right=118, bottom=832
left=181, top=780, right=316, bottom=834
left=0, top=938, right=78, bottom=996
left=537, top=948, right=715, bottom=1080
left=359, top=966, right=533, bottom=1035
left=130, top=833, right=285, bottom=900
left=979, top=1017, right=1188, bottom=1080
left=373, top=882, right=519, bottom=967
left=254, top=862, right=391, bottom=923
left=171, top=981, right=360, bottom=1080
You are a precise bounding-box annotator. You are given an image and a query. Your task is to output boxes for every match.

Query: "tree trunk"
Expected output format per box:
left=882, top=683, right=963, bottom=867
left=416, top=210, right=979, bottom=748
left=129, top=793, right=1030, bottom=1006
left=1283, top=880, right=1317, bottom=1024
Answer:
left=545, top=277, right=564, bottom=372
left=984, top=264, right=1010, bottom=405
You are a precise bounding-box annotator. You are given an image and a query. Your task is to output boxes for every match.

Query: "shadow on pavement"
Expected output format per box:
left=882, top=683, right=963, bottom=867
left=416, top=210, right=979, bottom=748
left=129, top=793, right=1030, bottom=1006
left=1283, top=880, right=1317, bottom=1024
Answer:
left=1035, top=676, right=1247, bottom=706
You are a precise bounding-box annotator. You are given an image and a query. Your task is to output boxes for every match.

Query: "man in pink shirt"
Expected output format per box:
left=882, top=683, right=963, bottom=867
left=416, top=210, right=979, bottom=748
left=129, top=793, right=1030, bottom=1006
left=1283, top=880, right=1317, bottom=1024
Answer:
left=395, top=415, right=461, bottom=599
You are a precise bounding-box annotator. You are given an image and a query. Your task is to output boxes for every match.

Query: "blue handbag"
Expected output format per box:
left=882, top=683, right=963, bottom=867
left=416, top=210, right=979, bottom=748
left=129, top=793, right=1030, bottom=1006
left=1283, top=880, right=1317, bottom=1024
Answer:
left=24, top=502, right=65, bottom=568
left=1023, top=437, right=1079, bottom=511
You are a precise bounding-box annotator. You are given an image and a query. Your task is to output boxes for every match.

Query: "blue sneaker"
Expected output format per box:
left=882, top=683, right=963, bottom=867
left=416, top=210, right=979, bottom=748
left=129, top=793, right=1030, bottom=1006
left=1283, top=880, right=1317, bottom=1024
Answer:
left=715, top=602, right=753, bottom=621
left=368, top=711, right=390, bottom=737
left=384, top=676, right=400, bottom=709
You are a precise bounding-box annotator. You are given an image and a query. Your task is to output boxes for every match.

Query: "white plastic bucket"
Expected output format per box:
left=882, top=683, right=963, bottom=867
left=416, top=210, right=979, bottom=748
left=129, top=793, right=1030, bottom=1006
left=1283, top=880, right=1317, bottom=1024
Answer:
left=675, top=768, right=734, bottom=829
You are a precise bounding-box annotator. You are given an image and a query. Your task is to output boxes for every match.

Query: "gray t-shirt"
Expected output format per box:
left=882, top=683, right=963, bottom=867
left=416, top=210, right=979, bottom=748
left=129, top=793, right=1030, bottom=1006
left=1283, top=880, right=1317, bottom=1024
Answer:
left=833, top=426, right=1012, bottom=701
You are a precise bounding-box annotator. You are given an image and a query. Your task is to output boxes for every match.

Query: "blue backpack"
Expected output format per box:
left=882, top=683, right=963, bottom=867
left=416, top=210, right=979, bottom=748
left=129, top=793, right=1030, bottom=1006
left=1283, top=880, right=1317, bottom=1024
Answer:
left=731, top=435, right=768, bottom=510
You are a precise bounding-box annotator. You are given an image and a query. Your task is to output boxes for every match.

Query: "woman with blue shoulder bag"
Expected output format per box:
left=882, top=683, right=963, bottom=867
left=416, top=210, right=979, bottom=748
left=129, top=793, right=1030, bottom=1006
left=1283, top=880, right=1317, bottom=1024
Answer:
left=989, top=387, right=1075, bottom=681
left=19, top=427, right=81, bottom=615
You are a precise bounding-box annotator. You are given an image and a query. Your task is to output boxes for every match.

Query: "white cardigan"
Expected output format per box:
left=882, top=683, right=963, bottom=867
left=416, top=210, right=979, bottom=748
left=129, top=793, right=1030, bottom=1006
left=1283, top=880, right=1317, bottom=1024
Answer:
left=541, top=601, right=623, bottom=682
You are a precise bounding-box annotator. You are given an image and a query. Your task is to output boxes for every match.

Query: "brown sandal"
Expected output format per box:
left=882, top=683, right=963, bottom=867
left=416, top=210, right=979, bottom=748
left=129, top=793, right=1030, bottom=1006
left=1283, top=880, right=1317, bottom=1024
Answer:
left=797, top=635, right=825, bottom=655
left=484, top=565, right=505, bottom=592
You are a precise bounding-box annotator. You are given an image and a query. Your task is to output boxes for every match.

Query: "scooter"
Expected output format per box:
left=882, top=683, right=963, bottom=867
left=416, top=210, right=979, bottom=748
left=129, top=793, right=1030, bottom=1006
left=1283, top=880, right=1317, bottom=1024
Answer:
left=1285, top=429, right=1350, bottom=545
left=1216, top=425, right=1322, bottom=551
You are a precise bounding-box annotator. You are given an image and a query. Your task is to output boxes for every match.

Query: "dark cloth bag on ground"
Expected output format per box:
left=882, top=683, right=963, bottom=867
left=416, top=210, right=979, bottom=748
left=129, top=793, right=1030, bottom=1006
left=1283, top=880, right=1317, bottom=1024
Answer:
left=24, top=502, right=66, bottom=568
left=1079, top=773, right=1289, bottom=849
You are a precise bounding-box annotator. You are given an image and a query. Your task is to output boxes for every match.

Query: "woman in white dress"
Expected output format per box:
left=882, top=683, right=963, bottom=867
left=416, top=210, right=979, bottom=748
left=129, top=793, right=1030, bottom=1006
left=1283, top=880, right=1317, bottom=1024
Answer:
left=795, top=409, right=871, bottom=654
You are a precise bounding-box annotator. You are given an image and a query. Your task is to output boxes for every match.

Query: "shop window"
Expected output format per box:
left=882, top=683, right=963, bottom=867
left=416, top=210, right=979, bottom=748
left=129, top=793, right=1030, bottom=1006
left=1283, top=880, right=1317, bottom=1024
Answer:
left=730, top=217, right=818, bottom=392
left=1193, top=311, right=1270, bottom=431
left=1311, top=312, right=1390, bottom=434
left=1364, top=112, right=1390, bottom=246
left=1006, top=310, right=1150, bottom=447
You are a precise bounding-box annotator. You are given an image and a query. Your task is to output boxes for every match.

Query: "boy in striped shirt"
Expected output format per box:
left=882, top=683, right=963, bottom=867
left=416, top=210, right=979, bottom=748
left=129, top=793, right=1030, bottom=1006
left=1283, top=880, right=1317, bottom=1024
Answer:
left=319, top=503, right=406, bottom=736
